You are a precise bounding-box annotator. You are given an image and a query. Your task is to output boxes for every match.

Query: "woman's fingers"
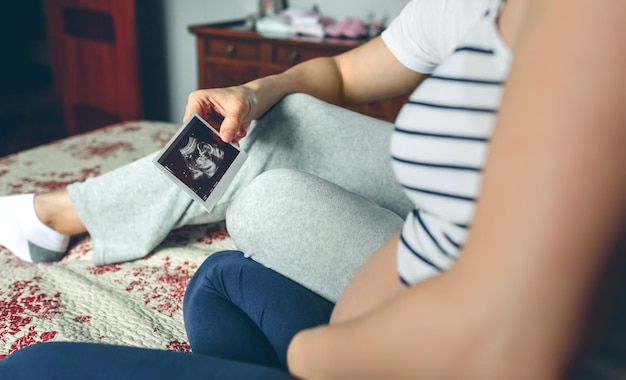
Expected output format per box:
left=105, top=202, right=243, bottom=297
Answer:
left=183, top=87, right=256, bottom=144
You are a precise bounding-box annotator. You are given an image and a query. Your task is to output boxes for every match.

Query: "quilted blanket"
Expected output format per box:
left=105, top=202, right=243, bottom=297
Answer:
left=0, top=121, right=236, bottom=359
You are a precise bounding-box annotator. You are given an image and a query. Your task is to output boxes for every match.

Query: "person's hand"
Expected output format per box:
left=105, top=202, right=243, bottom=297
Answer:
left=183, top=86, right=259, bottom=145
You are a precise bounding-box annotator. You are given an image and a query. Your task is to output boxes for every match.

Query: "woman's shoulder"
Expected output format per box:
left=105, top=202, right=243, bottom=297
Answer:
left=384, top=0, right=494, bottom=70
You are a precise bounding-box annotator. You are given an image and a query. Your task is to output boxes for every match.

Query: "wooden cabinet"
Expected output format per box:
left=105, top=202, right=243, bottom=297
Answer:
left=43, top=0, right=142, bottom=135
left=189, top=22, right=406, bottom=122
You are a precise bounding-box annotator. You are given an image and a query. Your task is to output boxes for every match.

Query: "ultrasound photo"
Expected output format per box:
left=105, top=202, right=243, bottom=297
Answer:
left=153, top=113, right=247, bottom=212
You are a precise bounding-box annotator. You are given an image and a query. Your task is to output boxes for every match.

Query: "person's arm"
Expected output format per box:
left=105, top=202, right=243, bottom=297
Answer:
left=287, top=0, right=626, bottom=378
left=184, top=37, right=426, bottom=143
left=246, top=37, right=424, bottom=110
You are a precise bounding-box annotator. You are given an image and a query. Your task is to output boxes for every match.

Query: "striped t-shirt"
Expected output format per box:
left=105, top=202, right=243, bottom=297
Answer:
left=383, top=0, right=512, bottom=285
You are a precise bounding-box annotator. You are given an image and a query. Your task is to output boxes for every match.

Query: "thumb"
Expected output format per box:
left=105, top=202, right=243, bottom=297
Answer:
left=219, top=114, right=241, bottom=143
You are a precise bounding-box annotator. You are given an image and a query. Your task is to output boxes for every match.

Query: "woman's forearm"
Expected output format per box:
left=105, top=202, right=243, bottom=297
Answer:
left=241, top=56, right=346, bottom=120
left=242, top=37, right=425, bottom=120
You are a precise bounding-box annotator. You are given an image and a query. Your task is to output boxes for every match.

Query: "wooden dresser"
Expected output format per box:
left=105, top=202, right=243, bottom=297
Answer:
left=189, top=21, right=406, bottom=122
left=44, top=0, right=142, bottom=135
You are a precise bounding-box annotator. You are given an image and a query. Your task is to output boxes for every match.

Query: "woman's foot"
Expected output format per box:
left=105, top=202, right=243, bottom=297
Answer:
left=0, top=193, right=71, bottom=262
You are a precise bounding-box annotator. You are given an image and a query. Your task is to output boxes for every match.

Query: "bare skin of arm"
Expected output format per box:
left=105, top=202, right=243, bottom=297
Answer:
left=287, top=0, right=626, bottom=378
left=182, top=36, right=425, bottom=143
left=37, top=37, right=426, bottom=236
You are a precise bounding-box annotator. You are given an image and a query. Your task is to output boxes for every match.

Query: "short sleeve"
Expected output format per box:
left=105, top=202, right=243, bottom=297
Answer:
left=381, top=0, right=493, bottom=74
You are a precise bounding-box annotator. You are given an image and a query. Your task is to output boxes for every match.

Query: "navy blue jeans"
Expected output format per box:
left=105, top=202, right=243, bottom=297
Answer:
left=0, top=251, right=334, bottom=379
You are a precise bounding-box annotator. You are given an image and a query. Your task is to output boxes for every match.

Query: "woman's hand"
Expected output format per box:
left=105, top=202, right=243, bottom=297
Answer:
left=183, top=85, right=259, bottom=145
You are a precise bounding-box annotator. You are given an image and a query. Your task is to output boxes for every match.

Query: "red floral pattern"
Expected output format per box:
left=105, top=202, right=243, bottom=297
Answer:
left=118, top=256, right=198, bottom=318
left=197, top=225, right=231, bottom=245
left=5, top=167, right=103, bottom=194
left=0, top=277, right=62, bottom=355
left=0, top=121, right=235, bottom=359
left=66, top=141, right=136, bottom=160
left=166, top=339, right=192, bottom=353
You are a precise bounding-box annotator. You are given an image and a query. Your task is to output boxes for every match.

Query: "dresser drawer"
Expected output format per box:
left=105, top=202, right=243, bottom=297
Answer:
left=204, top=37, right=261, bottom=61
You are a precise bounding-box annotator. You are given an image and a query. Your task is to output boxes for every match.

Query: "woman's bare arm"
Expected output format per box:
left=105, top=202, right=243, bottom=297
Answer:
left=184, top=37, right=425, bottom=143
left=287, top=0, right=626, bottom=378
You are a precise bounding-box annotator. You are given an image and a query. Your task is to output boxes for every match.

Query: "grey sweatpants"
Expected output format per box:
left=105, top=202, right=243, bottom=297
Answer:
left=68, top=94, right=413, bottom=301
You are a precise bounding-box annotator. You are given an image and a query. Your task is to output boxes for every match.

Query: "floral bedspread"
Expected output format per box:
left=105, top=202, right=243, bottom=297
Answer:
left=0, top=121, right=236, bottom=359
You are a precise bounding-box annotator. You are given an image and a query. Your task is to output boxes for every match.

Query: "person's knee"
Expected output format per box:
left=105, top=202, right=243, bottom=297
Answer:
left=184, top=250, right=245, bottom=303
left=226, top=169, right=302, bottom=237
left=225, top=168, right=404, bottom=301
left=189, top=250, right=245, bottom=284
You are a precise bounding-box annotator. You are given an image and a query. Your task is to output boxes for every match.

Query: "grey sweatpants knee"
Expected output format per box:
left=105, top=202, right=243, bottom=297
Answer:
left=226, top=169, right=404, bottom=302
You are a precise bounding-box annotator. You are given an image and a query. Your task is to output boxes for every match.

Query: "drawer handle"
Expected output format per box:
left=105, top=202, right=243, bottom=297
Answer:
left=289, top=50, right=301, bottom=62
left=226, top=44, right=237, bottom=56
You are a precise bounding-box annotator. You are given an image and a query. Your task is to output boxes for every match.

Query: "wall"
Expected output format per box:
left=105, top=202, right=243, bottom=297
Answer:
left=157, top=0, right=253, bottom=122
left=288, top=0, right=406, bottom=22
left=158, top=0, right=408, bottom=123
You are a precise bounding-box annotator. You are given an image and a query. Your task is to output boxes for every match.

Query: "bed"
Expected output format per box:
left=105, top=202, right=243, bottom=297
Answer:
left=0, top=121, right=237, bottom=359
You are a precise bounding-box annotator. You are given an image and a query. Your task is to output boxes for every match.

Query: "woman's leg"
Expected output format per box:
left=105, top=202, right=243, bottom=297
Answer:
left=1, top=93, right=410, bottom=265
left=0, top=251, right=332, bottom=380
left=227, top=169, right=406, bottom=302
left=0, top=342, right=296, bottom=380
left=183, top=250, right=334, bottom=370
left=240, top=93, right=413, bottom=218
left=82, top=94, right=410, bottom=266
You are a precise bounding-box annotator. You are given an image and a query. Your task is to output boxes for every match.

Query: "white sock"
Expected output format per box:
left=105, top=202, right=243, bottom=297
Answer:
left=0, top=194, right=70, bottom=262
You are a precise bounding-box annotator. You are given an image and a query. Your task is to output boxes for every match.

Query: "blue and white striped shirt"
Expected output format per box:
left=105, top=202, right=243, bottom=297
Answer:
left=385, top=0, right=512, bottom=285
